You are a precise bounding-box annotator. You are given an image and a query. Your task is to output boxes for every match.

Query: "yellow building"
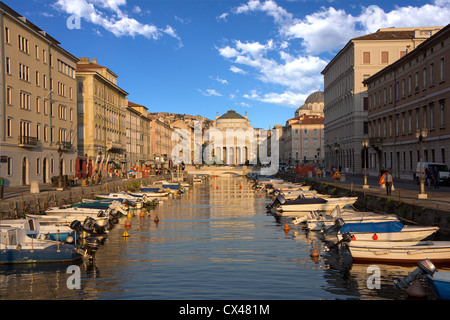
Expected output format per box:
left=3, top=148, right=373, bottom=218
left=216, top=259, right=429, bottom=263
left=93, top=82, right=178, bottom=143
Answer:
left=76, top=57, right=128, bottom=173
left=126, top=101, right=151, bottom=171
left=0, top=3, right=78, bottom=186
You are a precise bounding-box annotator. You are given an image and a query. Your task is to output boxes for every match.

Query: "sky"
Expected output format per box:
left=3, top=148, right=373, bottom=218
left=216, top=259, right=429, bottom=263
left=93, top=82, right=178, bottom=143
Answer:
left=8, top=0, right=450, bottom=129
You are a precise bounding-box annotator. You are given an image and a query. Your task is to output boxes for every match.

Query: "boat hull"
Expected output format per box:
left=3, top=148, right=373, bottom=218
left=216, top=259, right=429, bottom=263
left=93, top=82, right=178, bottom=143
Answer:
left=347, top=241, right=450, bottom=264
left=277, top=198, right=357, bottom=214
left=338, top=226, right=439, bottom=242
left=0, top=244, right=83, bottom=265
left=427, top=272, right=450, bottom=300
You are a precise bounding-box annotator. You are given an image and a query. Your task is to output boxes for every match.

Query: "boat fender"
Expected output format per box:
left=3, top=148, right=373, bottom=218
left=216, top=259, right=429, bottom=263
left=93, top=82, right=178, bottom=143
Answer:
left=373, top=234, right=378, bottom=240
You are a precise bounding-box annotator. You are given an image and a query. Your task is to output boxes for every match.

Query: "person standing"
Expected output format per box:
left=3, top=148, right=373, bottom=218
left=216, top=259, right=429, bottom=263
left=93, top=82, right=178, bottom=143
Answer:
left=426, top=168, right=432, bottom=189
left=385, top=169, right=393, bottom=195
left=433, top=166, right=440, bottom=189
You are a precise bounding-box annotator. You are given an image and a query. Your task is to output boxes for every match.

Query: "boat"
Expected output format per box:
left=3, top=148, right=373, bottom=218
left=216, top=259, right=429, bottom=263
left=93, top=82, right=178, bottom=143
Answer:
left=336, top=220, right=438, bottom=242
left=274, top=195, right=358, bottom=214
left=273, top=189, right=329, bottom=200
left=0, top=218, right=75, bottom=242
left=393, top=259, right=450, bottom=299
left=427, top=271, right=450, bottom=300
left=26, top=213, right=111, bottom=227
left=300, top=206, right=399, bottom=230
left=135, top=187, right=169, bottom=197
left=344, top=240, right=450, bottom=264
left=0, top=225, right=83, bottom=264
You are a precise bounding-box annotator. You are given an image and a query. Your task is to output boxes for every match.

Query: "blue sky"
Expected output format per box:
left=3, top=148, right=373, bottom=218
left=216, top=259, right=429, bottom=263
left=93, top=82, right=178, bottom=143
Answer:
left=9, top=0, right=450, bottom=129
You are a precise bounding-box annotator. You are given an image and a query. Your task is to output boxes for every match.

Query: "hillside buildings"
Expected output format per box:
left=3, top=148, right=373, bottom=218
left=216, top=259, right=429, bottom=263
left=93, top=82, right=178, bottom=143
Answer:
left=321, top=27, right=443, bottom=174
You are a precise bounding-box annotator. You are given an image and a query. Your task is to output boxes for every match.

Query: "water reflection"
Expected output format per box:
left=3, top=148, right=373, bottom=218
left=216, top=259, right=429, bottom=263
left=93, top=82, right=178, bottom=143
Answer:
left=0, top=176, right=446, bottom=300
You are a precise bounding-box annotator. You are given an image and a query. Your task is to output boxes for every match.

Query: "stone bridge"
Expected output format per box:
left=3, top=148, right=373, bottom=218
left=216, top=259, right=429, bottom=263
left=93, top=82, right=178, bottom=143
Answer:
left=184, top=165, right=254, bottom=176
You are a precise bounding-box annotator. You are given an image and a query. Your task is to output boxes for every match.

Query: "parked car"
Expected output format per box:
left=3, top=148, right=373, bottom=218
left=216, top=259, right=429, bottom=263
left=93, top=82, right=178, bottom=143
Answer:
left=414, top=162, right=449, bottom=185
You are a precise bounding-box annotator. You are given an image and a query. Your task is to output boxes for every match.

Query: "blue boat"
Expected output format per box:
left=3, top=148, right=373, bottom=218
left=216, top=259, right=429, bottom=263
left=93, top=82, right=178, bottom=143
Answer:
left=0, top=226, right=83, bottom=264
left=427, top=271, right=450, bottom=300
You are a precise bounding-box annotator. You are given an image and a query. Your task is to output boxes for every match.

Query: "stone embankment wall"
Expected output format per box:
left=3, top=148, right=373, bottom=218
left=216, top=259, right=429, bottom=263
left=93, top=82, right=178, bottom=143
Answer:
left=0, top=175, right=176, bottom=219
left=277, top=174, right=450, bottom=236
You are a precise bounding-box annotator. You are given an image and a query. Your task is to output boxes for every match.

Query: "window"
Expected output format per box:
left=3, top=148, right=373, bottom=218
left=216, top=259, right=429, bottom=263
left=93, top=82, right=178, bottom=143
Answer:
left=415, top=71, right=419, bottom=91
left=50, top=127, right=54, bottom=143
left=381, top=51, right=389, bottom=64
left=6, top=57, right=10, bottom=74
left=440, top=100, right=445, bottom=128
left=430, top=63, right=435, bottom=86
left=50, top=158, right=54, bottom=174
left=36, top=71, right=40, bottom=86
left=430, top=103, right=435, bottom=129
left=18, top=35, right=29, bottom=53
left=408, top=76, right=412, bottom=95
left=363, top=97, right=369, bottom=110
left=423, top=68, right=427, bottom=88
left=423, top=106, right=427, bottom=129
left=402, top=79, right=405, bottom=97
left=58, top=105, right=67, bottom=120
left=36, top=97, right=41, bottom=113
left=36, top=124, right=41, bottom=140
left=415, top=108, right=420, bottom=130
left=304, top=139, right=308, bottom=147
left=20, top=121, right=31, bottom=139
left=36, top=158, right=41, bottom=175
left=20, top=91, right=31, bottom=110
left=6, top=87, right=12, bottom=105
left=5, top=156, right=14, bottom=178
left=363, top=52, right=370, bottom=64
left=44, top=125, right=48, bottom=141
left=440, top=58, right=445, bottom=82
left=19, top=64, right=30, bottom=82
left=408, top=111, right=412, bottom=133
left=43, top=49, right=47, bottom=63
left=35, top=45, right=39, bottom=60
left=7, top=118, right=12, bottom=137
left=5, top=27, right=10, bottom=43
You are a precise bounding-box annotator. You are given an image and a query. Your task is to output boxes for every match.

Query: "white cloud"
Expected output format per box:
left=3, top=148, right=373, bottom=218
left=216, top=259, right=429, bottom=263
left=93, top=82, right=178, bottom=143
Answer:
left=199, top=89, right=222, bottom=97
left=243, top=90, right=308, bottom=108
left=225, top=0, right=450, bottom=54
left=230, top=66, right=247, bottom=74
left=54, top=0, right=181, bottom=43
left=215, top=77, right=229, bottom=85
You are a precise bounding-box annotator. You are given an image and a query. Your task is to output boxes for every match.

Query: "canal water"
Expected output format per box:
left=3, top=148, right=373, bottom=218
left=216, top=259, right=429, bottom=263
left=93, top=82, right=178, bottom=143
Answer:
left=0, top=176, right=445, bottom=300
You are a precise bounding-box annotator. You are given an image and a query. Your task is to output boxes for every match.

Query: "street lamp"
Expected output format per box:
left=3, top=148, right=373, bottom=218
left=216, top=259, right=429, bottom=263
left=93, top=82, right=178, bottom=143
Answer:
left=416, top=128, right=428, bottom=199
left=57, top=142, right=64, bottom=190
left=362, top=140, right=369, bottom=189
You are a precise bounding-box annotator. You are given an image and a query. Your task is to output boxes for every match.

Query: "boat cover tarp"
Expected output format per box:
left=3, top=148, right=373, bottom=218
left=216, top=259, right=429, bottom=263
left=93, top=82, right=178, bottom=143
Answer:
left=140, top=188, right=162, bottom=192
left=340, top=221, right=404, bottom=233
left=285, top=198, right=327, bottom=205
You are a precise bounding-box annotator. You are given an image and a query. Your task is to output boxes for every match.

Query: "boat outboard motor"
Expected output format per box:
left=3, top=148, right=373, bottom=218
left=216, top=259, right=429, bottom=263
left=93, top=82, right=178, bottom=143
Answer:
left=322, top=217, right=345, bottom=234
left=266, top=195, right=286, bottom=209
left=394, top=259, right=437, bottom=289
left=83, top=217, right=107, bottom=235
left=84, top=237, right=102, bottom=260
left=122, top=199, right=136, bottom=207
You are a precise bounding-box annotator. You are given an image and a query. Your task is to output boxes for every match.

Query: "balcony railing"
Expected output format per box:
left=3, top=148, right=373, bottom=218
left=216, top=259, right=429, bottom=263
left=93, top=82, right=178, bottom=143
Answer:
left=18, top=136, right=38, bottom=147
left=59, top=141, right=72, bottom=151
left=369, top=137, right=383, bottom=150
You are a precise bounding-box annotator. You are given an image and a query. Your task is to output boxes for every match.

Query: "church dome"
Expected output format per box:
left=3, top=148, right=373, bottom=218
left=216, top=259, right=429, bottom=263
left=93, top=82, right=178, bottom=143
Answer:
left=217, top=110, right=246, bottom=120
left=295, top=91, right=324, bottom=116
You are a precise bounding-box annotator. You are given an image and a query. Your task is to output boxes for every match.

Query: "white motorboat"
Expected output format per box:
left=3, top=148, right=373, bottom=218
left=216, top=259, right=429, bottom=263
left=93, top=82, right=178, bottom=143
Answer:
left=26, top=213, right=110, bottom=227
left=336, top=221, right=439, bottom=242
left=344, top=240, right=450, bottom=264
left=0, top=218, right=74, bottom=242
left=299, top=206, right=399, bottom=230
left=0, top=226, right=83, bottom=264
left=275, top=196, right=358, bottom=214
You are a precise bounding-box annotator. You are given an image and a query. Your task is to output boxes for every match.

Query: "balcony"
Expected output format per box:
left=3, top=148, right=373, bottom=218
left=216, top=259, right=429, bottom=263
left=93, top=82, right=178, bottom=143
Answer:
left=59, top=141, right=72, bottom=151
left=18, top=136, right=38, bottom=148
left=369, top=137, right=383, bottom=150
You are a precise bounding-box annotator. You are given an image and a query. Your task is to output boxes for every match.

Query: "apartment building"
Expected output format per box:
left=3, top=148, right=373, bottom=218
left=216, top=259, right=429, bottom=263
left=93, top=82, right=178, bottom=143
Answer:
left=148, top=116, right=174, bottom=171
left=126, top=101, right=151, bottom=171
left=364, top=24, right=450, bottom=180
left=0, top=2, right=78, bottom=186
left=76, top=57, right=128, bottom=173
left=321, top=27, right=443, bottom=174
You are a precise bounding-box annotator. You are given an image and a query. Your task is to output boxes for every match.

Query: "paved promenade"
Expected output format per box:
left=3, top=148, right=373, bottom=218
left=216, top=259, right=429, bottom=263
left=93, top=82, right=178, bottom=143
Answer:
left=307, top=173, right=450, bottom=213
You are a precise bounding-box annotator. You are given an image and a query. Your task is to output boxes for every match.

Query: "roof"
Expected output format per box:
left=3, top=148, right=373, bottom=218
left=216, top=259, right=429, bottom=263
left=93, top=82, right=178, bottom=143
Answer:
left=217, top=110, right=246, bottom=120
left=287, top=115, right=324, bottom=125
left=304, top=91, right=324, bottom=105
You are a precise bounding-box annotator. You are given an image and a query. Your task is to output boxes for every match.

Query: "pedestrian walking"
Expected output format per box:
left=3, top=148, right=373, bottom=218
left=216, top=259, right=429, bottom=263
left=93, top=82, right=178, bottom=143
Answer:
left=385, top=169, right=393, bottom=195
left=426, top=168, right=432, bottom=188
left=433, top=166, right=440, bottom=189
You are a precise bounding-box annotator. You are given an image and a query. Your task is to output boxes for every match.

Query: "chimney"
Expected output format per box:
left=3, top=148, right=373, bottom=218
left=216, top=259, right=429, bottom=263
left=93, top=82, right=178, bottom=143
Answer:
left=92, top=57, right=97, bottom=64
